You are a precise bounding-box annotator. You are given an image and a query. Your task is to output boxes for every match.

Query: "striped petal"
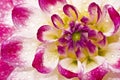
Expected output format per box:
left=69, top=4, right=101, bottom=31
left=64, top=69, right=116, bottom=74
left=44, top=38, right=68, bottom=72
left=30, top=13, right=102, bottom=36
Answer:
left=37, top=25, right=61, bottom=42
left=88, top=2, right=102, bottom=23
left=58, top=58, right=83, bottom=79
left=63, top=4, right=78, bottom=20
left=32, top=42, right=59, bottom=74
left=51, top=14, right=64, bottom=29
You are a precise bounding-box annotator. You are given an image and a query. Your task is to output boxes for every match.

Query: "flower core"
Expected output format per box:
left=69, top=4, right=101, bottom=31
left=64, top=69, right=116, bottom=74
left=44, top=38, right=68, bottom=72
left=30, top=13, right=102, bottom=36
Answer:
left=72, top=32, right=81, bottom=42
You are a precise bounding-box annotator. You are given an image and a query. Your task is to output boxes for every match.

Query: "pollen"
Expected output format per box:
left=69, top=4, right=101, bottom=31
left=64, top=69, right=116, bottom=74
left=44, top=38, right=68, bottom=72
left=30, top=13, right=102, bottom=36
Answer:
left=72, top=32, right=81, bottom=41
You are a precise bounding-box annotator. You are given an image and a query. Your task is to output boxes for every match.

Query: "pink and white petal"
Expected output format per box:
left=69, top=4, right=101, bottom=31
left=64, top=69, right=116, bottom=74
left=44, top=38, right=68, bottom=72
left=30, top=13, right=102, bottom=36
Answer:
left=82, top=56, right=106, bottom=73
left=97, top=15, right=113, bottom=36
left=12, top=4, right=32, bottom=28
left=82, top=63, right=108, bottom=80
left=101, top=5, right=120, bottom=36
left=13, top=10, right=48, bottom=39
left=51, top=14, right=64, bottom=29
left=1, top=37, right=23, bottom=65
left=38, top=0, right=66, bottom=13
left=0, top=24, right=15, bottom=42
left=58, top=58, right=83, bottom=79
left=107, top=5, right=120, bottom=34
left=32, top=42, right=59, bottom=74
left=88, top=2, right=102, bottom=23
left=103, top=42, right=120, bottom=72
left=37, top=25, right=62, bottom=42
left=1, top=36, right=39, bottom=68
left=12, top=3, right=48, bottom=31
left=18, top=38, right=39, bottom=68
left=63, top=4, right=78, bottom=20
left=0, top=60, right=15, bottom=80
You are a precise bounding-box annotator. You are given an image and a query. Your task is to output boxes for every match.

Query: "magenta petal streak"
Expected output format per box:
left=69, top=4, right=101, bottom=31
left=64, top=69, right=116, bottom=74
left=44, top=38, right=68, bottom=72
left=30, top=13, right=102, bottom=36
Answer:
left=32, top=47, right=52, bottom=74
left=12, top=6, right=31, bottom=27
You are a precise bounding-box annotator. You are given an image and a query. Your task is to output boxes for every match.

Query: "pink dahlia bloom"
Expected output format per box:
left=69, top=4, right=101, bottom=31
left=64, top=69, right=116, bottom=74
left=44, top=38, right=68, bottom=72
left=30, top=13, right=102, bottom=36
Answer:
left=0, top=0, right=120, bottom=80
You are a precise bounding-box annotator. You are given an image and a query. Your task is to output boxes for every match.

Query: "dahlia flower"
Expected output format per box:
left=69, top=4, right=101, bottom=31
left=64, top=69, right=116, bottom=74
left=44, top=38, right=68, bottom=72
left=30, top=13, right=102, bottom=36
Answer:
left=0, top=0, right=120, bottom=80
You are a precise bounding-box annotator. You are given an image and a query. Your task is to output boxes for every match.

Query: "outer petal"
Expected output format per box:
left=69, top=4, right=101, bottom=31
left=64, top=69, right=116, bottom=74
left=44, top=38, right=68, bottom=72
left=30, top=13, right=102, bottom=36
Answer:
left=103, top=42, right=120, bottom=72
left=82, top=63, right=108, bottom=80
left=0, top=60, right=15, bottom=80
left=12, top=5, right=31, bottom=28
left=37, top=25, right=62, bottom=42
left=32, top=42, right=59, bottom=74
left=58, top=58, right=83, bottom=79
left=38, top=0, right=66, bottom=12
left=1, top=36, right=39, bottom=67
left=88, top=2, right=102, bottom=23
left=1, top=37, right=23, bottom=65
left=12, top=3, right=47, bottom=33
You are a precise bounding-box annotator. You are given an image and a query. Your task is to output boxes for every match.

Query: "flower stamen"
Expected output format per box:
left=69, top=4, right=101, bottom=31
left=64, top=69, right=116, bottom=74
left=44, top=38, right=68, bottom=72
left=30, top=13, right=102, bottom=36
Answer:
left=72, top=32, right=81, bottom=42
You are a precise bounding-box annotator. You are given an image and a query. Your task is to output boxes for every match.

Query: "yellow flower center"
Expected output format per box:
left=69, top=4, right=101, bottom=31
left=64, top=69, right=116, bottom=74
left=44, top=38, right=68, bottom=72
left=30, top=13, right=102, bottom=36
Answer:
left=72, top=32, right=81, bottom=42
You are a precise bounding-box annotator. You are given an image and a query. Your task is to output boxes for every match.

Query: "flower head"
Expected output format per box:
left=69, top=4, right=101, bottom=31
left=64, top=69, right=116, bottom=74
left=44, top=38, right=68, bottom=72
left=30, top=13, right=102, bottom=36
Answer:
left=0, top=0, right=120, bottom=80
left=32, top=1, right=120, bottom=80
